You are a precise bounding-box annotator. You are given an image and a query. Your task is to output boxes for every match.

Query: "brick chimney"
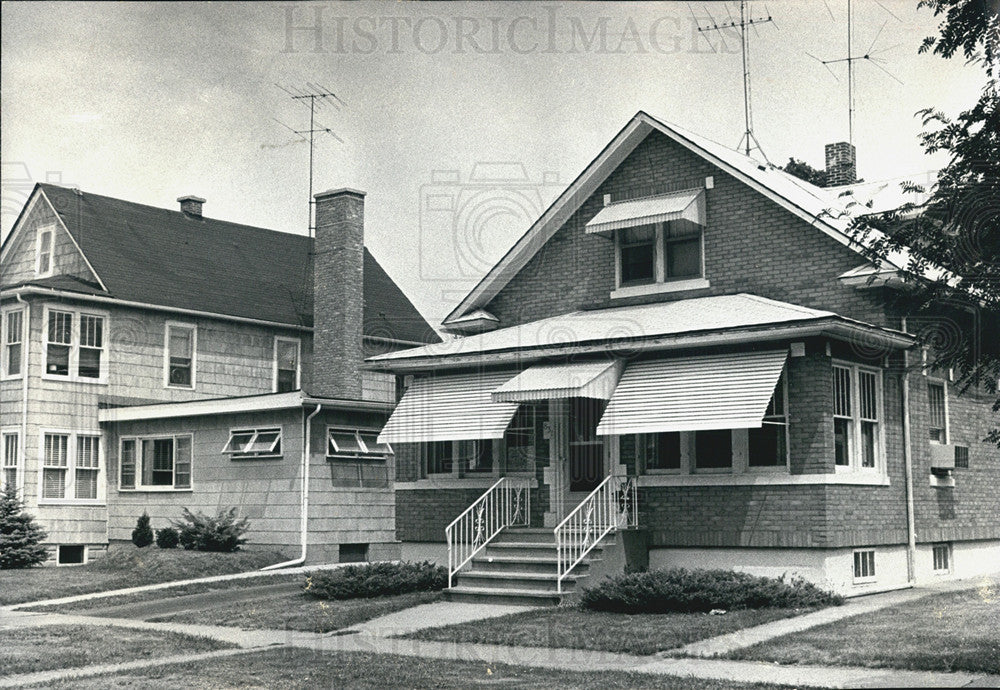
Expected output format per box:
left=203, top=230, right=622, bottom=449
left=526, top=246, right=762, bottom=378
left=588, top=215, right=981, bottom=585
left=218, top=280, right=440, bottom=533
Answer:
left=824, top=142, right=857, bottom=186
left=312, top=188, right=365, bottom=400
left=177, top=195, right=205, bottom=217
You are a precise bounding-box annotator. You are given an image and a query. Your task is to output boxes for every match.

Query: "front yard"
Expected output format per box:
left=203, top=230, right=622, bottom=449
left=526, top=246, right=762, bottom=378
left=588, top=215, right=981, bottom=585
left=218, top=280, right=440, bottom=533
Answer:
left=0, top=543, right=288, bottom=605
left=0, top=624, right=235, bottom=676
left=403, top=605, right=808, bottom=656
left=727, top=585, right=1000, bottom=674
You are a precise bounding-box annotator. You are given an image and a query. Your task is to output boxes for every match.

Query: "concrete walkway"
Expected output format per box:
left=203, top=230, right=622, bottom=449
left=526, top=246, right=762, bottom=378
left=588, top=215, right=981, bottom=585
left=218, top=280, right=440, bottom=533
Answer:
left=2, top=576, right=998, bottom=689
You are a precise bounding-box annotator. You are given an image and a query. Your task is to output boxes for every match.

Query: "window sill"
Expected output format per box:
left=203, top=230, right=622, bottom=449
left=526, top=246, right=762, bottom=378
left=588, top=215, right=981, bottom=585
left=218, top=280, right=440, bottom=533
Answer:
left=611, top=278, right=710, bottom=300
left=38, top=500, right=105, bottom=507
left=41, top=374, right=108, bottom=385
left=396, top=477, right=539, bottom=490
left=118, top=487, right=193, bottom=493
left=1, top=374, right=24, bottom=381
left=230, top=454, right=284, bottom=461
left=165, top=384, right=196, bottom=391
left=638, top=473, right=890, bottom=487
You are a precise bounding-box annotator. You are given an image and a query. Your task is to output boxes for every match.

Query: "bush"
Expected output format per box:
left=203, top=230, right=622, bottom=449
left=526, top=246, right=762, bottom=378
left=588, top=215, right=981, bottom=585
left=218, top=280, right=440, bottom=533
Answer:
left=155, top=527, right=179, bottom=549
left=304, top=561, right=447, bottom=600
left=172, top=507, right=249, bottom=552
left=0, top=485, right=49, bottom=569
left=579, top=568, right=843, bottom=614
left=131, top=512, right=154, bottom=548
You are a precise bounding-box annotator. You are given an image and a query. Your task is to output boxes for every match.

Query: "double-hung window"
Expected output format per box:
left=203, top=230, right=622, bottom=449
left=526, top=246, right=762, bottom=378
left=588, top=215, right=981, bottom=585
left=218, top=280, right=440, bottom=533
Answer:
left=223, top=428, right=282, bottom=459
left=749, top=372, right=789, bottom=468
left=43, top=307, right=107, bottom=382
left=40, top=431, right=102, bottom=502
left=274, top=338, right=300, bottom=392
left=833, top=364, right=883, bottom=471
left=120, top=436, right=192, bottom=491
left=36, top=226, right=54, bottom=276
left=2, top=309, right=24, bottom=379
left=165, top=322, right=196, bottom=389
left=619, top=225, right=657, bottom=285
left=614, top=219, right=705, bottom=294
left=928, top=382, right=947, bottom=443
left=1, top=431, right=20, bottom=491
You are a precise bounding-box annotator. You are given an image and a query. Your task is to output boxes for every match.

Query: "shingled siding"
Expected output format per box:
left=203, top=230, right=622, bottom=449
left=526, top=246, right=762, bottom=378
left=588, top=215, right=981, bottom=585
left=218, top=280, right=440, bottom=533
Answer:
left=484, top=130, right=889, bottom=329
left=0, top=199, right=97, bottom=287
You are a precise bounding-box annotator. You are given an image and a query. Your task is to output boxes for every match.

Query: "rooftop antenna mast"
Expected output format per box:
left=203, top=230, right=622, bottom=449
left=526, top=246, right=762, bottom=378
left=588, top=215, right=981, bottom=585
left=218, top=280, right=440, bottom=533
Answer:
left=273, top=84, right=345, bottom=237
left=695, top=1, right=775, bottom=160
left=808, top=0, right=903, bottom=145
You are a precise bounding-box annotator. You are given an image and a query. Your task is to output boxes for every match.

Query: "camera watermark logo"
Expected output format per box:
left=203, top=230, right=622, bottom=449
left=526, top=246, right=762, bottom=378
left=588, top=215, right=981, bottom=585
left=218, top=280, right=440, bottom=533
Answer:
left=418, top=163, right=562, bottom=283
left=1, top=162, right=75, bottom=241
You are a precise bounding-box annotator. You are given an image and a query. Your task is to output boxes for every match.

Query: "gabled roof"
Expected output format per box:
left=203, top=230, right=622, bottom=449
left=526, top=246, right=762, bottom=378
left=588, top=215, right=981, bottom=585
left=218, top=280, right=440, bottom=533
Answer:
left=371, top=293, right=913, bottom=371
left=2, top=184, right=438, bottom=344
left=442, top=111, right=920, bottom=327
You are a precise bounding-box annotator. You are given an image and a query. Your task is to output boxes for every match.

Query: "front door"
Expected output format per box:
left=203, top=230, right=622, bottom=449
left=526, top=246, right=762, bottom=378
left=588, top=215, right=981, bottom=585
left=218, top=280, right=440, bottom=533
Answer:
left=567, top=397, right=607, bottom=507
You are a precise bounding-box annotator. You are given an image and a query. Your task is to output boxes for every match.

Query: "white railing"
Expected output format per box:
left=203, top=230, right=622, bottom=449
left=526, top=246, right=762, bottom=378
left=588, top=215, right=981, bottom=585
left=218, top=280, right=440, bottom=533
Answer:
left=445, top=476, right=531, bottom=588
left=555, top=473, right=637, bottom=593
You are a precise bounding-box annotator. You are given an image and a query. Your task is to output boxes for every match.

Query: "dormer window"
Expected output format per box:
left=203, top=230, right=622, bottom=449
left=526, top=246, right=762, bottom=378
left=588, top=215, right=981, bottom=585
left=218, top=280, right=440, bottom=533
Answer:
left=36, top=227, right=54, bottom=276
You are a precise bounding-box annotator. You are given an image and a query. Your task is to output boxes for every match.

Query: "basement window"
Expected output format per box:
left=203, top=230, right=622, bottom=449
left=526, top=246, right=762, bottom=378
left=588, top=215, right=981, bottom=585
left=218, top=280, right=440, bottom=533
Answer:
left=932, top=543, right=951, bottom=574
left=852, top=549, right=876, bottom=583
left=223, top=428, right=282, bottom=459
left=339, top=543, right=368, bottom=563
left=57, top=545, right=86, bottom=566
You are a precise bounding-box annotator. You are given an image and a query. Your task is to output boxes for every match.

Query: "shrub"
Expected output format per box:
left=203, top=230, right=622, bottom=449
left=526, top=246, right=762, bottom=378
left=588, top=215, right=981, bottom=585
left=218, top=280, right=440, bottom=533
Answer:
left=172, top=507, right=249, bottom=552
left=579, top=568, right=843, bottom=614
left=0, top=485, right=49, bottom=569
left=131, top=512, right=154, bottom=548
left=304, top=561, right=447, bottom=600
left=155, top=527, right=179, bottom=549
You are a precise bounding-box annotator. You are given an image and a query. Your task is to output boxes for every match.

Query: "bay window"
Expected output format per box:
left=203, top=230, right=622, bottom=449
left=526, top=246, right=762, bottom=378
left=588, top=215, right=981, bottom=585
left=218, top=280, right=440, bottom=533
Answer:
left=120, top=435, right=192, bottom=491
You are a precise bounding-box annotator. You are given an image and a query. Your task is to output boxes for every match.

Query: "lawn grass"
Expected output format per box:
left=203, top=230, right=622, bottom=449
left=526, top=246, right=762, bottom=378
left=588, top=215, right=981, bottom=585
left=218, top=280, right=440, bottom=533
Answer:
left=41, top=646, right=807, bottom=689
left=0, top=624, right=234, bottom=677
left=404, top=605, right=809, bottom=656
left=728, top=586, right=1000, bottom=674
left=152, top=590, right=442, bottom=633
left=24, top=573, right=305, bottom=614
left=0, top=543, right=288, bottom=605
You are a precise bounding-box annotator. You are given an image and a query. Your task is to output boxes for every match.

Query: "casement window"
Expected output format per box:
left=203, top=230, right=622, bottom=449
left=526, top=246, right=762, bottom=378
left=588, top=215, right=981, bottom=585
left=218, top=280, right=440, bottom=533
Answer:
left=328, top=429, right=393, bottom=461
left=40, top=431, right=102, bottom=502
left=2, top=431, right=20, bottom=491
left=694, top=429, right=733, bottom=472
left=2, top=309, right=24, bottom=379
left=274, top=338, right=300, bottom=393
left=36, top=226, right=54, bottom=276
left=748, top=373, right=789, bottom=469
left=119, top=436, right=192, bottom=491
left=932, top=543, right=951, bottom=574
left=615, top=220, right=704, bottom=291
left=223, top=428, right=282, bottom=459
left=832, top=364, right=883, bottom=471
left=927, top=382, right=947, bottom=443
left=43, top=307, right=108, bottom=382
left=853, top=549, right=876, bottom=583
left=164, top=322, right=196, bottom=389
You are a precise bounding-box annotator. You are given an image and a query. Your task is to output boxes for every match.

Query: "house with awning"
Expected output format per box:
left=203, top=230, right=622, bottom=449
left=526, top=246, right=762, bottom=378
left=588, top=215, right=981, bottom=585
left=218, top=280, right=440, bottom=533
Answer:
left=367, top=111, right=1000, bottom=603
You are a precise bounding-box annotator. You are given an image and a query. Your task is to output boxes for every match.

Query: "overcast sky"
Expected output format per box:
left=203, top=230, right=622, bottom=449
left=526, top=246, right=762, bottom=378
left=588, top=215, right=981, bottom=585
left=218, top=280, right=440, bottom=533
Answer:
left=1, top=1, right=984, bottom=325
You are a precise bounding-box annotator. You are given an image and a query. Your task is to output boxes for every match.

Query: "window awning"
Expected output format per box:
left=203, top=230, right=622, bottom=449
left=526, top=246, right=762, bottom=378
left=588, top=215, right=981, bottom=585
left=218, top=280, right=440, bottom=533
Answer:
left=595, top=350, right=787, bottom=436
left=491, top=361, right=622, bottom=403
left=585, top=189, right=705, bottom=234
left=377, top=370, right=519, bottom=444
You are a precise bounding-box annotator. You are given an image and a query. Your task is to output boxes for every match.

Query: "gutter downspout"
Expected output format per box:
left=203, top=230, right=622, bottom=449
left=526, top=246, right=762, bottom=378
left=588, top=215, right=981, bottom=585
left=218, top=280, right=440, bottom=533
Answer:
left=901, top=316, right=917, bottom=585
left=261, top=403, right=322, bottom=570
left=15, top=295, right=29, bottom=496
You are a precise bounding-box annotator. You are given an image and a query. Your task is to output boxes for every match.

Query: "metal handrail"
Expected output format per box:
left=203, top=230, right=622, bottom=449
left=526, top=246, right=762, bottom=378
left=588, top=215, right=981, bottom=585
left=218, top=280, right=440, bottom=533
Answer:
left=554, top=472, right=637, bottom=593
left=445, top=476, right=531, bottom=588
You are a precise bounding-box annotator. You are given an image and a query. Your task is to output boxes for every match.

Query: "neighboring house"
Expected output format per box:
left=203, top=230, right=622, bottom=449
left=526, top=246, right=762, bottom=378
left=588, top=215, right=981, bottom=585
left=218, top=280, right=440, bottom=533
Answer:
left=0, top=184, right=439, bottom=565
left=368, top=111, right=999, bottom=602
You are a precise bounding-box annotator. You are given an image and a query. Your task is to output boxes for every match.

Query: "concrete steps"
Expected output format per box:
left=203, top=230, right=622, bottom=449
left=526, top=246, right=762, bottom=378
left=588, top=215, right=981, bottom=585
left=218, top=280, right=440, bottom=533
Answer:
left=443, top=528, right=608, bottom=607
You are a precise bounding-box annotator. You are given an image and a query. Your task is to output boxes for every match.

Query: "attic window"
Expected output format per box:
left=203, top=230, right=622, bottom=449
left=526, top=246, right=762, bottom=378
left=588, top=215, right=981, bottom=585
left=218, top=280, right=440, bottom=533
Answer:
left=328, top=429, right=392, bottom=460
left=223, top=428, right=282, bottom=459
left=36, top=227, right=54, bottom=276
left=614, top=221, right=705, bottom=292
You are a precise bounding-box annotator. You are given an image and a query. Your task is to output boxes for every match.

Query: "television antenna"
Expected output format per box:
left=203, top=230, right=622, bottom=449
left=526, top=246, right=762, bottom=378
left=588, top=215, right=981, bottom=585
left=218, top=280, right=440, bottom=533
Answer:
left=694, top=1, right=776, bottom=160
left=807, top=0, right=903, bottom=145
left=273, top=83, right=345, bottom=237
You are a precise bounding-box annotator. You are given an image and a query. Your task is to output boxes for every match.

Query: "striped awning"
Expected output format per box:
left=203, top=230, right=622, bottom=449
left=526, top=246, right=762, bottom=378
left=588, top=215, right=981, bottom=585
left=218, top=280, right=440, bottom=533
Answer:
left=595, top=350, right=787, bottom=436
left=377, top=370, right=519, bottom=444
left=492, top=361, right=622, bottom=403
left=585, top=189, right=705, bottom=234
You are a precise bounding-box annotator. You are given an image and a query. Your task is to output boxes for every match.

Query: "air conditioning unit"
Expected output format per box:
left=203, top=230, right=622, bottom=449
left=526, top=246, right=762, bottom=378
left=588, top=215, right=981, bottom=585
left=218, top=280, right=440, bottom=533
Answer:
left=929, top=443, right=955, bottom=476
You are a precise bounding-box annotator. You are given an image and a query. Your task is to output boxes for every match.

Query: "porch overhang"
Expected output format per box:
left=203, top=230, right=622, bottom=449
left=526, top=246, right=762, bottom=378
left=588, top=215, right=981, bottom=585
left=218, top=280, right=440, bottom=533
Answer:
left=491, top=360, right=623, bottom=402
left=596, top=350, right=788, bottom=435
left=377, top=370, right=519, bottom=444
